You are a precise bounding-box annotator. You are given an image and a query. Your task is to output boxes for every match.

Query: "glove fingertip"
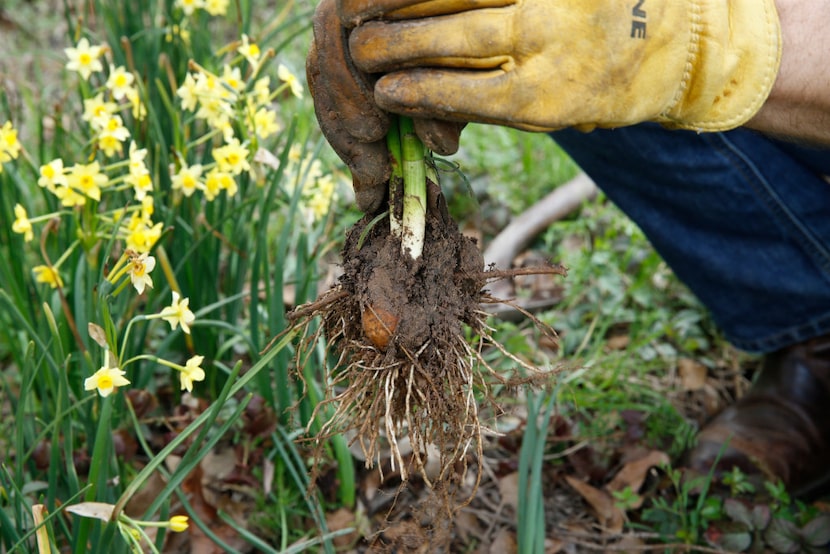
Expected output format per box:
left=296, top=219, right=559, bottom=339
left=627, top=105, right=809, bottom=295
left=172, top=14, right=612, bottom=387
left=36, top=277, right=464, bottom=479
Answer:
left=354, top=185, right=387, bottom=213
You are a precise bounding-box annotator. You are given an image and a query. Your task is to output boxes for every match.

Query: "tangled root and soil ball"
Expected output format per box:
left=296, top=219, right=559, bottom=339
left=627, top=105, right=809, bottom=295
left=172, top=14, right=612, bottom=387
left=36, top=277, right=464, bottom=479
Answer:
left=287, top=185, right=564, bottom=500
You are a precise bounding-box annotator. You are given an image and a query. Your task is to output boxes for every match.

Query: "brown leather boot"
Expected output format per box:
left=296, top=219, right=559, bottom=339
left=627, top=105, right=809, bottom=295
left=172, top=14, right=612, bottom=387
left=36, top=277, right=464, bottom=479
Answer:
left=685, top=334, right=830, bottom=497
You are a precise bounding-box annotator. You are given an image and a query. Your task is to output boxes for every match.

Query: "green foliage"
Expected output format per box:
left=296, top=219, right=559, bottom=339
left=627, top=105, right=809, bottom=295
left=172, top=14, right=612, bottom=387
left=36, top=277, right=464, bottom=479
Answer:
left=0, top=1, right=350, bottom=551
left=516, top=389, right=557, bottom=554
left=639, top=465, right=721, bottom=545
left=439, top=124, right=579, bottom=226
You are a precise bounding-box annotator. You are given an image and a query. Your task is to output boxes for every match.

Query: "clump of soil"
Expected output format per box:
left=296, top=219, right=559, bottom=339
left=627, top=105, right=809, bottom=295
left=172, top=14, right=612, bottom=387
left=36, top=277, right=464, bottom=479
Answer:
left=288, top=180, right=565, bottom=502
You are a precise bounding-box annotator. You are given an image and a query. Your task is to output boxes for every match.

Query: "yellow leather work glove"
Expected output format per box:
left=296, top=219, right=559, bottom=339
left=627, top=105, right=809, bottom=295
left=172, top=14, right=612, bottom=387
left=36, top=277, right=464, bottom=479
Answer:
left=342, top=0, right=782, bottom=132
left=307, top=0, right=464, bottom=213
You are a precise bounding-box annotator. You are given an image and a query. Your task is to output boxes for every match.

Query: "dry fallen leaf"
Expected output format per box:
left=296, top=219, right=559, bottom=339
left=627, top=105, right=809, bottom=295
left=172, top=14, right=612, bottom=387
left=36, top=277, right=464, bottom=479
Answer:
left=606, top=450, right=670, bottom=510
left=489, top=528, right=517, bottom=554
left=497, top=471, right=520, bottom=512
left=564, top=475, right=624, bottom=534
left=326, top=507, right=359, bottom=548
left=678, top=357, right=708, bottom=391
left=65, top=501, right=115, bottom=523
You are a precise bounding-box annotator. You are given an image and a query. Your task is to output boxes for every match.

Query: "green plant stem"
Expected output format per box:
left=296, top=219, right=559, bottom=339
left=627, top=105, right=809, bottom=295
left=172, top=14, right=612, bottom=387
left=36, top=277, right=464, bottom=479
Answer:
left=386, top=116, right=427, bottom=260
left=398, top=117, right=426, bottom=260
left=386, top=117, right=403, bottom=239
left=400, top=117, right=427, bottom=260
left=75, top=395, right=113, bottom=554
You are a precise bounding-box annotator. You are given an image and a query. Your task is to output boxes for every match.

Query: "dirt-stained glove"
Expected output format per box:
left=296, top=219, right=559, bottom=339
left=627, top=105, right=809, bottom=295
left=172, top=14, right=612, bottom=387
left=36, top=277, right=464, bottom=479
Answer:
left=306, top=0, right=464, bottom=213
left=342, top=0, right=782, bottom=133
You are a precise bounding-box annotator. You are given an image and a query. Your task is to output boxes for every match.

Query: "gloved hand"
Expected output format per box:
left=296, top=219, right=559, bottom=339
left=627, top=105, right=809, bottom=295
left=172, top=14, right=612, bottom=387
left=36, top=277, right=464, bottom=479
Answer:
left=342, top=0, right=782, bottom=133
left=306, top=0, right=464, bottom=213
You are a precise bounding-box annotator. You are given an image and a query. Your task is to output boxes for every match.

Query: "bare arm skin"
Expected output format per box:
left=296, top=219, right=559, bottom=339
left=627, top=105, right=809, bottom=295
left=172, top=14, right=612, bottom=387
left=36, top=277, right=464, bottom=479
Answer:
left=748, top=0, right=830, bottom=145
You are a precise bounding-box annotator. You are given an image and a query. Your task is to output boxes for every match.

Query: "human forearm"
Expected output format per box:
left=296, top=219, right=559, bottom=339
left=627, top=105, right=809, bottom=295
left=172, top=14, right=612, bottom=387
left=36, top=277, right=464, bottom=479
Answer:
left=747, top=0, right=830, bottom=144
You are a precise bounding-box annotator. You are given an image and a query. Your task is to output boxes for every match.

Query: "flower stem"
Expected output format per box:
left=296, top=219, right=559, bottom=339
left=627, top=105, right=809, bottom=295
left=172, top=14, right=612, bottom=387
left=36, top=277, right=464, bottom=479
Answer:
left=392, top=116, right=427, bottom=260
left=386, top=116, right=403, bottom=239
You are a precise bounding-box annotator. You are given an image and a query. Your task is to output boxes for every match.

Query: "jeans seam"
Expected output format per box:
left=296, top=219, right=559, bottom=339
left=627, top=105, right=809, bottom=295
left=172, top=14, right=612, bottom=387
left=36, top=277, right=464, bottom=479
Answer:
left=709, top=133, right=830, bottom=276
left=704, top=133, right=830, bottom=351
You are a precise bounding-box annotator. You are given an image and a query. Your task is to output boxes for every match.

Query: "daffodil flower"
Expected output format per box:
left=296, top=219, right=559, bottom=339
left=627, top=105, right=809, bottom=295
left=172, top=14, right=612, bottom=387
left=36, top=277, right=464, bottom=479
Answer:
left=84, top=363, right=130, bottom=397
left=128, top=252, right=155, bottom=294
left=278, top=64, right=304, bottom=99
left=38, top=158, right=68, bottom=192
left=175, top=0, right=205, bottom=16
left=251, top=107, right=280, bottom=139
left=212, top=139, right=250, bottom=175
left=238, top=34, right=261, bottom=66
left=82, top=93, right=119, bottom=131
left=171, top=163, right=204, bottom=197
left=0, top=121, right=21, bottom=165
left=168, top=515, right=189, bottom=532
left=97, top=115, right=131, bottom=157
left=222, top=64, right=244, bottom=93
left=123, top=213, right=163, bottom=254
left=105, top=66, right=135, bottom=100
left=126, top=88, right=146, bottom=121
left=12, top=204, right=34, bottom=242
left=160, top=291, right=196, bottom=334
left=33, top=265, right=64, bottom=288
left=177, top=73, right=200, bottom=112
left=253, top=76, right=272, bottom=107
left=179, top=355, right=205, bottom=392
left=65, top=161, right=109, bottom=204
left=65, top=38, right=105, bottom=80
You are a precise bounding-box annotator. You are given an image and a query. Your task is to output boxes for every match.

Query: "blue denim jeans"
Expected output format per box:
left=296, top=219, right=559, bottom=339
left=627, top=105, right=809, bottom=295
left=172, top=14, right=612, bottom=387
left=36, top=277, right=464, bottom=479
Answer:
left=550, top=124, right=830, bottom=353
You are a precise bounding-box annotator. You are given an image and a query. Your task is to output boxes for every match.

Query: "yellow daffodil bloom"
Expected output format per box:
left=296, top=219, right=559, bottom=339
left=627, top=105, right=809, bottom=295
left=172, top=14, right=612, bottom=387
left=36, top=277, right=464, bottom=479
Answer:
left=253, top=76, right=272, bottom=107
left=305, top=174, right=337, bottom=224
left=177, top=73, right=200, bottom=112
left=179, top=355, right=205, bottom=392
left=105, top=66, right=135, bottom=101
left=168, top=515, right=189, bottom=533
left=97, top=115, right=131, bottom=157
left=195, top=71, right=232, bottom=101
left=175, top=0, right=205, bottom=16
left=0, top=121, right=21, bottom=166
left=125, top=142, right=153, bottom=200
left=127, top=141, right=148, bottom=171
left=127, top=172, right=153, bottom=201
left=83, top=93, right=118, bottom=130
left=122, top=211, right=164, bottom=253
left=140, top=195, right=155, bottom=218
left=196, top=97, right=233, bottom=130
left=222, top=65, right=244, bottom=93
left=53, top=184, right=87, bottom=207
left=12, top=204, right=34, bottom=242
left=204, top=0, right=229, bottom=15
left=65, top=38, right=105, bottom=81
left=278, top=64, right=303, bottom=99
left=38, top=159, right=68, bottom=192
left=252, top=107, right=280, bottom=139
left=123, top=213, right=162, bottom=254
left=84, top=363, right=130, bottom=397
left=238, top=34, right=261, bottom=66
left=128, top=252, right=155, bottom=294
left=212, top=138, right=250, bottom=175
left=160, top=291, right=196, bottom=334
left=33, top=265, right=64, bottom=288
left=203, top=168, right=236, bottom=201
left=65, top=161, right=108, bottom=204
left=171, top=163, right=203, bottom=197
left=126, top=88, right=146, bottom=120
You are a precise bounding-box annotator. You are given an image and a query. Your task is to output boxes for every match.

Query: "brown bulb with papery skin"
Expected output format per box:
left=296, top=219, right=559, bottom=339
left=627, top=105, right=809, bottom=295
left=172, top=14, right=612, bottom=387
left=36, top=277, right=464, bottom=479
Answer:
left=361, top=304, right=400, bottom=350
